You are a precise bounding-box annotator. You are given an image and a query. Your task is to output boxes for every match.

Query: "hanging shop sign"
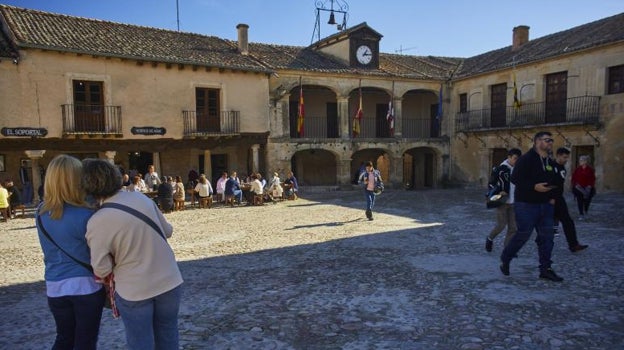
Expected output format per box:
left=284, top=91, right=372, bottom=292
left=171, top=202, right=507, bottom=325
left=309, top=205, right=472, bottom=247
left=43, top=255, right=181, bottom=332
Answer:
left=131, top=126, right=166, bottom=135
left=1, top=127, right=48, bottom=137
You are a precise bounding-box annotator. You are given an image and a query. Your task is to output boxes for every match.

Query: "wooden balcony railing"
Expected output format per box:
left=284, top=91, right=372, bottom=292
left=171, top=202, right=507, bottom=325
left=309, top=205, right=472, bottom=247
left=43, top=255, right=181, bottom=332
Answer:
left=455, top=95, right=600, bottom=132
left=183, top=110, right=240, bottom=136
left=61, top=104, right=122, bottom=135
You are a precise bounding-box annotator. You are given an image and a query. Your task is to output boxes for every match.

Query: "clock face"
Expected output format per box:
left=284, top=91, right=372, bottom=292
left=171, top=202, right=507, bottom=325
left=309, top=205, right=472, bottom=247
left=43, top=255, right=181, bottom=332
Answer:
left=356, top=45, right=373, bottom=65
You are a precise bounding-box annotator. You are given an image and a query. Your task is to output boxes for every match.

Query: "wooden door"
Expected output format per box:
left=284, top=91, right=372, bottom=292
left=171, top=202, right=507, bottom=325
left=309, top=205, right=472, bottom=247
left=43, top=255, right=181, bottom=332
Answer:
left=73, top=80, right=104, bottom=132
left=376, top=103, right=390, bottom=138
left=326, top=102, right=338, bottom=138
left=545, top=71, right=567, bottom=123
left=490, top=83, right=507, bottom=127
left=196, top=88, right=220, bottom=132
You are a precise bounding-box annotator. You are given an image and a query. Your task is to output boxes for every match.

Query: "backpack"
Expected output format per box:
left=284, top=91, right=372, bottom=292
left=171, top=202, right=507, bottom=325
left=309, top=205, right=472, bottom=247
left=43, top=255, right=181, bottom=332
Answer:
left=485, top=165, right=507, bottom=209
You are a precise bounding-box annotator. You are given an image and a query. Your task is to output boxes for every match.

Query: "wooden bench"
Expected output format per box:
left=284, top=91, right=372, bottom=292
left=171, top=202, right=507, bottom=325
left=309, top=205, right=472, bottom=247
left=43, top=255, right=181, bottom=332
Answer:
left=12, top=204, right=25, bottom=218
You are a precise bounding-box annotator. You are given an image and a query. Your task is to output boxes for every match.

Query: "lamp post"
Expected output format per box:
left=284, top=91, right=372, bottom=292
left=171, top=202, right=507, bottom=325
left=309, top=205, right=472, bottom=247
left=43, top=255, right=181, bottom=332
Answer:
left=311, top=0, right=349, bottom=44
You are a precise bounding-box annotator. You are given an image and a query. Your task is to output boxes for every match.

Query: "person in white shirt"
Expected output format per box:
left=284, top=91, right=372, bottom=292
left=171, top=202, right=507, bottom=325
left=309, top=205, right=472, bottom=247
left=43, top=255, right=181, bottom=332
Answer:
left=215, top=172, right=228, bottom=202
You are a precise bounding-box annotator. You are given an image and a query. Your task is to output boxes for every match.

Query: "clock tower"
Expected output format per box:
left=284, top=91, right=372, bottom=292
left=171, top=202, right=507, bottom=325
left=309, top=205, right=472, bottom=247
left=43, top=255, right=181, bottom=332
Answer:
left=310, top=22, right=382, bottom=69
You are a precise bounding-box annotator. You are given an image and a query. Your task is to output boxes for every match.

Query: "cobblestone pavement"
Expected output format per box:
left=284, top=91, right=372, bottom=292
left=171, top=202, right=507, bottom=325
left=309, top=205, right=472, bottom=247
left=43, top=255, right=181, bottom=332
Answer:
left=1, top=189, right=623, bottom=349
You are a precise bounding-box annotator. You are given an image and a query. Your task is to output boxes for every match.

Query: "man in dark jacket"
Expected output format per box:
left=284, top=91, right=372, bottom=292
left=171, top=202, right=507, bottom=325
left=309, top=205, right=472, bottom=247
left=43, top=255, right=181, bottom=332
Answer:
left=553, top=147, right=588, bottom=253
left=500, top=131, right=563, bottom=282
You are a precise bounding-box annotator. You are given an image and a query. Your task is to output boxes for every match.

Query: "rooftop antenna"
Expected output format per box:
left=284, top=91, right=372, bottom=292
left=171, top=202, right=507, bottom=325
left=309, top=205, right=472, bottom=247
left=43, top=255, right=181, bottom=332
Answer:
left=395, top=45, right=417, bottom=54
left=176, top=0, right=180, bottom=31
left=311, top=0, right=349, bottom=44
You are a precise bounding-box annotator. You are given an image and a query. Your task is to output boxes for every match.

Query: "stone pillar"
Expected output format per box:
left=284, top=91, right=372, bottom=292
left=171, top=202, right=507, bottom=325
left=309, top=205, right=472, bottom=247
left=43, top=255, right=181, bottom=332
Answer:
left=104, top=151, right=116, bottom=164
left=251, top=144, right=260, bottom=173
left=337, top=158, right=352, bottom=190
left=337, top=96, right=350, bottom=140
left=203, top=149, right=212, bottom=177
left=280, top=94, right=291, bottom=138
left=25, top=150, right=46, bottom=204
left=393, top=97, right=403, bottom=138
left=153, top=152, right=161, bottom=176
left=391, top=156, right=404, bottom=189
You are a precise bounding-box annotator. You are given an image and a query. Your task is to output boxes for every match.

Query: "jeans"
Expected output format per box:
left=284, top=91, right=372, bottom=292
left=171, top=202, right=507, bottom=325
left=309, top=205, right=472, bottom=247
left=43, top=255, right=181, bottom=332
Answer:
left=116, top=285, right=182, bottom=350
left=232, top=189, right=243, bottom=203
left=501, top=201, right=555, bottom=271
left=365, top=190, right=375, bottom=212
left=47, top=288, right=105, bottom=350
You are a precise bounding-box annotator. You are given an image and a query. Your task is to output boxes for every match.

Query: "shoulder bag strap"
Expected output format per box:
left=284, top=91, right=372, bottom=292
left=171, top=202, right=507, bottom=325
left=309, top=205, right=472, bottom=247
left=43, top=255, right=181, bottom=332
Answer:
left=99, top=202, right=166, bottom=241
left=36, top=213, right=93, bottom=273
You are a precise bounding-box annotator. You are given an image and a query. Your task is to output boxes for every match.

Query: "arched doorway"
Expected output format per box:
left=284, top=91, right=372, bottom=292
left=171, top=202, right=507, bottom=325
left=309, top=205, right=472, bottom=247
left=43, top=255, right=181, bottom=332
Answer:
left=403, top=147, right=437, bottom=189
left=351, top=149, right=390, bottom=184
left=291, top=149, right=337, bottom=185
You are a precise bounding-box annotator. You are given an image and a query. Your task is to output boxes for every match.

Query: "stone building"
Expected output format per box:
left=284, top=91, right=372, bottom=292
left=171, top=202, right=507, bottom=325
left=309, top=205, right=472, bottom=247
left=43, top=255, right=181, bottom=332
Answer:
left=0, top=5, right=622, bottom=201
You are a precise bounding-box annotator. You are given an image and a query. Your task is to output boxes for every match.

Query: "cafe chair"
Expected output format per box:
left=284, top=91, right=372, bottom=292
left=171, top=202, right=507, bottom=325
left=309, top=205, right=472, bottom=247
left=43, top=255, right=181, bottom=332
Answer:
left=199, top=196, right=213, bottom=209
left=253, top=194, right=263, bottom=206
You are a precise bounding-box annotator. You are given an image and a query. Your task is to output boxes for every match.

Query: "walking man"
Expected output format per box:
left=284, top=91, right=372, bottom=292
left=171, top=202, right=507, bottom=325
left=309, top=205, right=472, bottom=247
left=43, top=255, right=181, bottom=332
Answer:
left=553, top=147, right=589, bottom=253
left=500, top=131, right=563, bottom=282
left=485, top=148, right=521, bottom=252
left=358, top=161, right=384, bottom=221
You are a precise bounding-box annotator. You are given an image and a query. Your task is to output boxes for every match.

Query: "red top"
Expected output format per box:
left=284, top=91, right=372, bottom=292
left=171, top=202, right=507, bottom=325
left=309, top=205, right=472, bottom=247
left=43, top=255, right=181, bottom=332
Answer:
left=571, top=165, right=596, bottom=187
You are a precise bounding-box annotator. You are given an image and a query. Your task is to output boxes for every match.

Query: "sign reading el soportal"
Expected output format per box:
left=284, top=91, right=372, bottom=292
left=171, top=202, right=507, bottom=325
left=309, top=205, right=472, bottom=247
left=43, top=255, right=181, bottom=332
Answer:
left=131, top=126, right=166, bottom=136
left=1, top=127, right=48, bottom=137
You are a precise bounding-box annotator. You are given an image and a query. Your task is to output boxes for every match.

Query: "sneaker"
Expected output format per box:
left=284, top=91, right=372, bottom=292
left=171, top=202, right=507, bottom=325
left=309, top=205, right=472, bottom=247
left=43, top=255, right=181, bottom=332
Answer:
left=485, top=238, right=493, bottom=252
left=578, top=215, right=585, bottom=221
left=570, top=244, right=588, bottom=253
left=500, top=261, right=510, bottom=276
left=553, top=226, right=559, bottom=236
left=539, top=268, right=563, bottom=282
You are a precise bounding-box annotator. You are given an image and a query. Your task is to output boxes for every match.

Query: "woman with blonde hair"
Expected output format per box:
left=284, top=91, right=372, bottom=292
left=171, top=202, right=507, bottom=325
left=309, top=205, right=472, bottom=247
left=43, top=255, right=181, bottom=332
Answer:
left=35, top=154, right=104, bottom=350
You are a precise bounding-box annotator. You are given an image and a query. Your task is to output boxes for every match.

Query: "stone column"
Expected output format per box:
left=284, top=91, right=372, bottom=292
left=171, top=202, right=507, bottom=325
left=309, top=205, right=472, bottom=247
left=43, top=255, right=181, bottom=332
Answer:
left=337, top=158, right=352, bottom=190
left=391, top=156, right=404, bottom=189
left=24, top=150, right=46, bottom=204
left=153, top=152, right=161, bottom=176
left=251, top=144, right=260, bottom=173
left=280, top=94, right=291, bottom=138
left=337, top=96, right=350, bottom=140
left=104, top=151, right=116, bottom=164
left=203, top=149, right=212, bottom=177
left=393, top=97, right=403, bottom=138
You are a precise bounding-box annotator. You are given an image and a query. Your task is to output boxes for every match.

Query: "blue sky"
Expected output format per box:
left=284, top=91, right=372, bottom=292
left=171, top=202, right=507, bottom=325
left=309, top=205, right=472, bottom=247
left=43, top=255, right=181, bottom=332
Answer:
left=3, top=0, right=624, bottom=57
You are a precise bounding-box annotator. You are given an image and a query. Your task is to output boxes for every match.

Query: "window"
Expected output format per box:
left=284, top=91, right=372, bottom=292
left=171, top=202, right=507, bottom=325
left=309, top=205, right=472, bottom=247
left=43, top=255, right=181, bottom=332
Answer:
left=195, top=88, right=221, bottom=132
left=608, top=64, right=624, bottom=94
left=459, top=93, right=467, bottom=113
left=73, top=80, right=104, bottom=132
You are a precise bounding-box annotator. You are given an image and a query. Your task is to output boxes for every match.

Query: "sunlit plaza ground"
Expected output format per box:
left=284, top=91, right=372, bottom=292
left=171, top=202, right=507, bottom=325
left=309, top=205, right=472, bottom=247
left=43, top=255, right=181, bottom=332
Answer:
left=1, top=188, right=623, bottom=349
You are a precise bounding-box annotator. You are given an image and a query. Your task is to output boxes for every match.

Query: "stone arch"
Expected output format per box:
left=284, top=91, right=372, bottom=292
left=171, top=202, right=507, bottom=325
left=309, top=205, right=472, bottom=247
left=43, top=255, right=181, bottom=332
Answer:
left=401, top=88, right=440, bottom=138
left=290, top=148, right=338, bottom=186
left=403, top=147, right=440, bottom=189
left=351, top=148, right=391, bottom=184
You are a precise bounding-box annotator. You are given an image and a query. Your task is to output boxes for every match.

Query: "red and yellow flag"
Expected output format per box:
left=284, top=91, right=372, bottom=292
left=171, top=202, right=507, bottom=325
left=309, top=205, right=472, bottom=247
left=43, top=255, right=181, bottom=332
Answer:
left=297, top=80, right=304, bottom=136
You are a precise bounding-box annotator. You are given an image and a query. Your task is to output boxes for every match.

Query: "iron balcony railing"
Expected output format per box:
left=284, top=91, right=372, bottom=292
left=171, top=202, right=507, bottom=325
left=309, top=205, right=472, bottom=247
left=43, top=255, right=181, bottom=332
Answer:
left=182, top=110, right=240, bottom=136
left=290, top=115, right=339, bottom=139
left=455, top=96, right=600, bottom=132
left=61, top=104, right=122, bottom=135
left=402, top=117, right=441, bottom=138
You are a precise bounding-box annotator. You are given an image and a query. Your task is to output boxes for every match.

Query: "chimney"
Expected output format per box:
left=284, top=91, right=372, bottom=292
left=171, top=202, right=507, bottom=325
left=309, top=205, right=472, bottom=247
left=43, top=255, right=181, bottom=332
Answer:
left=236, top=23, right=249, bottom=55
left=512, top=25, right=530, bottom=51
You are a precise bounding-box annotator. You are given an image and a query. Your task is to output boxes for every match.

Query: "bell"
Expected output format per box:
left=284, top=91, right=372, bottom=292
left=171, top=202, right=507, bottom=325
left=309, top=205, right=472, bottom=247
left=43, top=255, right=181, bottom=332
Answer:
left=327, top=11, right=336, bottom=25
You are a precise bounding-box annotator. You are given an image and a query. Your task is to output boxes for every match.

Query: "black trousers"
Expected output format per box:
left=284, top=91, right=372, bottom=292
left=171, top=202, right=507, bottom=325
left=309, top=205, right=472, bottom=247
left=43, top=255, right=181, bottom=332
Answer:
left=572, top=187, right=595, bottom=215
left=554, top=196, right=579, bottom=249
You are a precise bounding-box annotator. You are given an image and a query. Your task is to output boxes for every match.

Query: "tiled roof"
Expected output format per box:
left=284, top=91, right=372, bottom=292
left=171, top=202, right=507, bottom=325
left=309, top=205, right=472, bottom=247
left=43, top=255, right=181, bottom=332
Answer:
left=0, top=5, right=272, bottom=73
left=455, top=12, right=624, bottom=78
left=246, top=42, right=462, bottom=80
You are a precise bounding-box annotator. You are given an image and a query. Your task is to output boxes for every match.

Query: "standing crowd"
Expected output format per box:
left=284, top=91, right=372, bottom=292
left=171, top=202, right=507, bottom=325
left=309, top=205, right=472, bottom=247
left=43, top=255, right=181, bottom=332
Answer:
left=486, top=131, right=593, bottom=282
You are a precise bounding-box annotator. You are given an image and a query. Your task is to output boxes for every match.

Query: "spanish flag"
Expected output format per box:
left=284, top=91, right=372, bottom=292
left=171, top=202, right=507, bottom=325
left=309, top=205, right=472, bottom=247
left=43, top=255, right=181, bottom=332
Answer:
left=297, top=79, right=304, bottom=136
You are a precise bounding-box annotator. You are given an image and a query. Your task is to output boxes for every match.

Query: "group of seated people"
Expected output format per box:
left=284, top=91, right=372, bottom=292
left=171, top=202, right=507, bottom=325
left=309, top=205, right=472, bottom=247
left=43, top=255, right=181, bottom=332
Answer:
left=119, top=166, right=299, bottom=213
left=0, top=179, right=24, bottom=221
